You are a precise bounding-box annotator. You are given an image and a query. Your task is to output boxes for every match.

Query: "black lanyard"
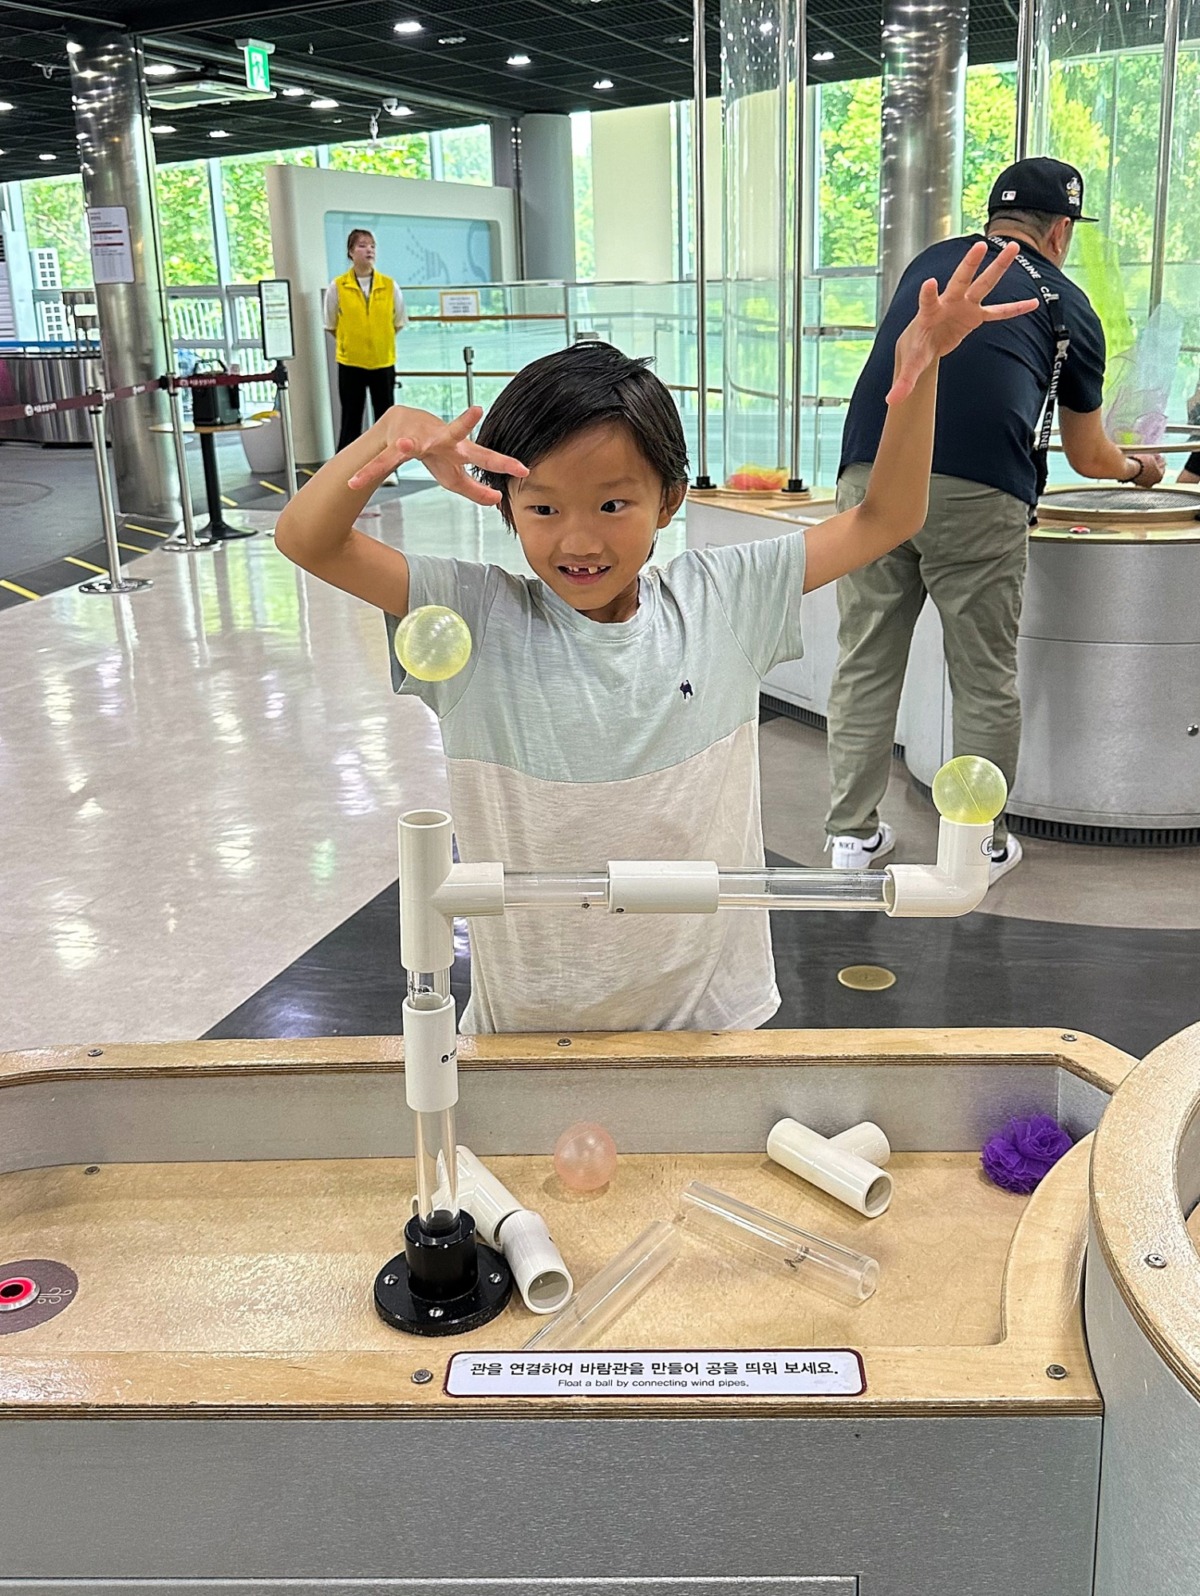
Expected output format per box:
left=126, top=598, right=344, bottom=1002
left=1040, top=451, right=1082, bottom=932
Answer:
left=988, top=234, right=1071, bottom=463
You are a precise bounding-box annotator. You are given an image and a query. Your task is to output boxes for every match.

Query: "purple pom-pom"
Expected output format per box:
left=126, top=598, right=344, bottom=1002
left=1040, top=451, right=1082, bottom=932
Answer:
left=981, top=1114, right=1073, bottom=1194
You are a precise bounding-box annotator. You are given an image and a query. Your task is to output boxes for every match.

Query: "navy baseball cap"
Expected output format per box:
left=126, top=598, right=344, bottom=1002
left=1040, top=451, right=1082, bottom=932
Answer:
left=987, top=157, right=1098, bottom=222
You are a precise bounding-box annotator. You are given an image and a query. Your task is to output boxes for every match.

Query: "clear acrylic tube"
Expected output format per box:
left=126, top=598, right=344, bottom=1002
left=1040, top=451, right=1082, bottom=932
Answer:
left=523, top=1220, right=682, bottom=1351
left=407, top=969, right=458, bottom=1231
left=502, top=873, right=608, bottom=909
left=679, top=1182, right=879, bottom=1303
left=715, top=869, right=891, bottom=910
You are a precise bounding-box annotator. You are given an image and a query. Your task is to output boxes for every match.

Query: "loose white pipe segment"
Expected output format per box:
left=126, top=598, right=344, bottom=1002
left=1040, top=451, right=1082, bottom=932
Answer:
left=454, top=1147, right=573, bottom=1315
left=767, top=1118, right=894, bottom=1218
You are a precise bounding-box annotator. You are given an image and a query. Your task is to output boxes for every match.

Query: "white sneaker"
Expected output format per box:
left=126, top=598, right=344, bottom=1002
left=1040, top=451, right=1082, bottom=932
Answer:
left=826, top=822, right=896, bottom=870
left=989, top=834, right=1023, bottom=883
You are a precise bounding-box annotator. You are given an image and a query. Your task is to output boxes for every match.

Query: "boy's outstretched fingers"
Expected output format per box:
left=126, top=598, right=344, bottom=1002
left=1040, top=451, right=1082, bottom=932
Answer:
left=347, top=437, right=414, bottom=492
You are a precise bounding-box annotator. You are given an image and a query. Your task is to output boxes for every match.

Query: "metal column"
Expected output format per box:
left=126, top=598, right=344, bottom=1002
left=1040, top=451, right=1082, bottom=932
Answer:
left=68, top=29, right=179, bottom=520
left=877, top=0, right=969, bottom=315
left=691, top=0, right=714, bottom=488
left=1014, top=0, right=1040, bottom=161
left=786, top=0, right=808, bottom=493
left=1149, top=0, right=1182, bottom=312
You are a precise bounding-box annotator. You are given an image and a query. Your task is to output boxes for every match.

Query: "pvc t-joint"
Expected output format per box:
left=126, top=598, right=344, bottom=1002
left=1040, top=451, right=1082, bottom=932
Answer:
left=767, top=1118, right=894, bottom=1218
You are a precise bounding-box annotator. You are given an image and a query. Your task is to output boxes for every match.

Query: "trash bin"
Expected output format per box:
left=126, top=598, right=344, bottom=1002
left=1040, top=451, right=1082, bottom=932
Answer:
left=241, top=410, right=286, bottom=474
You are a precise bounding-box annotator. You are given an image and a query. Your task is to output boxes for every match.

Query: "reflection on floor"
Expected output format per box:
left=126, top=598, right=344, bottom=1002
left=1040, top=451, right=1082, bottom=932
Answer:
left=2, top=478, right=1198, bottom=1061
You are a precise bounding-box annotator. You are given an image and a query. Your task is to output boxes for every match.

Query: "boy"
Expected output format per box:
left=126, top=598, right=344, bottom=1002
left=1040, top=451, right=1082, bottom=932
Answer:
left=276, top=241, right=1035, bottom=1034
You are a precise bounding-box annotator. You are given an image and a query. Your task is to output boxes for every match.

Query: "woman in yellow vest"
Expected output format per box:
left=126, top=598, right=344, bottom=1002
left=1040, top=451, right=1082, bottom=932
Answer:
left=324, top=228, right=408, bottom=453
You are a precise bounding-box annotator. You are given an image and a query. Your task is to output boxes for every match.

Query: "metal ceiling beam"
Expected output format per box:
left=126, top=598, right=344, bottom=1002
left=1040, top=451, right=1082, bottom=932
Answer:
left=141, top=30, right=503, bottom=120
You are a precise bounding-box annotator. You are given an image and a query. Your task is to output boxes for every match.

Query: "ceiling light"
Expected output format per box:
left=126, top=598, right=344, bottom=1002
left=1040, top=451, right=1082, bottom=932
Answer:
left=393, top=19, right=423, bottom=33
left=386, top=103, right=414, bottom=117
left=812, top=48, right=835, bottom=61
left=665, top=33, right=690, bottom=44
left=38, top=152, right=56, bottom=161
left=593, top=78, right=613, bottom=89
left=758, top=19, right=775, bottom=32
left=144, top=63, right=177, bottom=78
left=66, top=41, right=83, bottom=54
left=281, top=85, right=306, bottom=97
left=151, top=123, right=177, bottom=133
left=0, top=102, right=13, bottom=112
left=438, top=34, right=466, bottom=44
left=208, top=129, right=230, bottom=139
left=507, top=53, right=531, bottom=65
left=311, top=97, right=339, bottom=109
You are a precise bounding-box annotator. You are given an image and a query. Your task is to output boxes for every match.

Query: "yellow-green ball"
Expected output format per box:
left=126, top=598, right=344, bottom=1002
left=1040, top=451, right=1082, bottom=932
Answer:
left=931, top=755, right=1008, bottom=824
left=394, top=605, right=473, bottom=682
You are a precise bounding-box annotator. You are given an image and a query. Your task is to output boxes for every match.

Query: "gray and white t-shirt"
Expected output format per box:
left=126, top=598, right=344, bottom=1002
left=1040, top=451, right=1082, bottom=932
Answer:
left=388, top=536, right=806, bottom=1034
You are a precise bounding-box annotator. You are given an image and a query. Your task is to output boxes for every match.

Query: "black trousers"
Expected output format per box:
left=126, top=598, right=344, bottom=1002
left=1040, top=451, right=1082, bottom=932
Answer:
left=336, top=363, right=396, bottom=453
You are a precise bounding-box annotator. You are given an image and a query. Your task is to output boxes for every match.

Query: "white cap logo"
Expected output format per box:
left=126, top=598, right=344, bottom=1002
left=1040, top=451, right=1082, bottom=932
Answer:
left=1066, top=176, right=1082, bottom=209
left=1001, top=188, right=1017, bottom=201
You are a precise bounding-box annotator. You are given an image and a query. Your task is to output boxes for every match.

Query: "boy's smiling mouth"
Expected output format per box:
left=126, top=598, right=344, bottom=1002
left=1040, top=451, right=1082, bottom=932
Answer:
left=559, top=563, right=612, bottom=584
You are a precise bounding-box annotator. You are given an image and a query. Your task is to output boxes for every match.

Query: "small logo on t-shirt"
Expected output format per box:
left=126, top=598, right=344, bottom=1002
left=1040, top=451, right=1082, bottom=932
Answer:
left=679, top=680, right=694, bottom=701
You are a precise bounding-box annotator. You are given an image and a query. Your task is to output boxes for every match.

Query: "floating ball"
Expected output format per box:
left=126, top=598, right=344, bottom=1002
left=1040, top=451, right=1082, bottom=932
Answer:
left=394, top=605, right=472, bottom=682
left=553, top=1121, right=618, bottom=1193
left=931, top=755, right=1008, bottom=825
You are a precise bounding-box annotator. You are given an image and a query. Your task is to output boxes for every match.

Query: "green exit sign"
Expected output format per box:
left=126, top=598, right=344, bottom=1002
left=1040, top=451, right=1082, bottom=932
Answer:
left=238, top=38, right=274, bottom=93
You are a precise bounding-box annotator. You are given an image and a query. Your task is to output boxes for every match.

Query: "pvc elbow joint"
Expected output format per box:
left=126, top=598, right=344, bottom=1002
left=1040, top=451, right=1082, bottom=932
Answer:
left=885, top=818, right=994, bottom=918
left=456, top=1146, right=573, bottom=1315
left=767, top=1118, right=894, bottom=1218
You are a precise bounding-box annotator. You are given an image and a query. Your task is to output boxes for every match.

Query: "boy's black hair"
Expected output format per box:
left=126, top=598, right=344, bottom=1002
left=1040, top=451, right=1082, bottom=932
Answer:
left=474, top=341, right=689, bottom=524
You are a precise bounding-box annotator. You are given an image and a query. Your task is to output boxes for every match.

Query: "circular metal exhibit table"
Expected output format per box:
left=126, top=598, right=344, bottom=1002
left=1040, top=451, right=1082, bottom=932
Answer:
left=1087, top=1018, right=1200, bottom=1595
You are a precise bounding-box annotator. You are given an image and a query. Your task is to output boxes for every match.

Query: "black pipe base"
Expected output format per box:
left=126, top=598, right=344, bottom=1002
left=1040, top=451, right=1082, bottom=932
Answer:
left=374, top=1211, right=513, bottom=1337
left=782, top=477, right=807, bottom=494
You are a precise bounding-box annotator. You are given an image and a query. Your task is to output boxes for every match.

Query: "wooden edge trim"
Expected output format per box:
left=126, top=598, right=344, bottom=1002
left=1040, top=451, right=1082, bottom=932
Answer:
left=998, top=1138, right=1093, bottom=1384
left=0, top=1029, right=1134, bottom=1094
left=1090, top=1019, right=1200, bottom=1400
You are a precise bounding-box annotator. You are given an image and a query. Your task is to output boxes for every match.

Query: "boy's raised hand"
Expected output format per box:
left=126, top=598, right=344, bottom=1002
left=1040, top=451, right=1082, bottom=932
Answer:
left=347, top=403, right=527, bottom=505
left=886, top=240, right=1039, bottom=406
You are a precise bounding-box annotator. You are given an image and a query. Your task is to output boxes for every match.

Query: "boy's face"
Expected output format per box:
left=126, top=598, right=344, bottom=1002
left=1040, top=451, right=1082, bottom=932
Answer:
left=508, top=422, right=685, bottom=624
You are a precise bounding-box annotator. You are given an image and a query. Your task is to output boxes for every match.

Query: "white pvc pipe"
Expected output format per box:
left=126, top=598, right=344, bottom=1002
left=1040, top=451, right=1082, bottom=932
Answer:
left=767, top=1117, right=894, bottom=1218
left=886, top=818, right=993, bottom=917
left=455, top=1147, right=573, bottom=1315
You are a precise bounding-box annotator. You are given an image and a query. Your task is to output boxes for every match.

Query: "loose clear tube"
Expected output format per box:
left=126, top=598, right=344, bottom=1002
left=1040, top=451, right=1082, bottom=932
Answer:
left=716, top=870, right=891, bottom=910
left=523, top=1220, right=682, bottom=1351
left=679, top=1183, right=879, bottom=1303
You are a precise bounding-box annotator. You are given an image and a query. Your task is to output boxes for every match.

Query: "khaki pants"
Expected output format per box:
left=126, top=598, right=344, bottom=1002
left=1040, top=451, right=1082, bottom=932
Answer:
left=825, top=465, right=1030, bottom=850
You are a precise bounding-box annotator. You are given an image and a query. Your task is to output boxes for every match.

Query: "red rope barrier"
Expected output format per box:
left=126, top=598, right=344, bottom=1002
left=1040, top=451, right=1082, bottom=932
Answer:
left=0, top=369, right=283, bottom=422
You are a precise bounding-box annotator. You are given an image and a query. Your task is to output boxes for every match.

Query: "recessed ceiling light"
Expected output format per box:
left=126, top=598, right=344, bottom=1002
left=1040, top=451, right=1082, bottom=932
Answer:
left=208, top=129, right=230, bottom=139
left=38, top=152, right=56, bottom=161
left=393, top=19, right=423, bottom=33
left=144, top=63, right=177, bottom=78
left=812, top=48, right=835, bottom=61
left=151, top=123, right=177, bottom=134
left=507, top=53, right=531, bottom=65
left=593, top=78, right=613, bottom=89
left=438, top=34, right=466, bottom=44
left=0, top=101, right=13, bottom=112
left=281, top=85, right=307, bottom=97
left=665, top=33, right=690, bottom=44
left=758, top=19, right=774, bottom=32
left=311, top=97, right=339, bottom=109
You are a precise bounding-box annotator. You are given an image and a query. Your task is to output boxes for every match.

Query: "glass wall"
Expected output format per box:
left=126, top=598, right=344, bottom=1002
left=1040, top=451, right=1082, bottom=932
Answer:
left=220, top=148, right=317, bottom=283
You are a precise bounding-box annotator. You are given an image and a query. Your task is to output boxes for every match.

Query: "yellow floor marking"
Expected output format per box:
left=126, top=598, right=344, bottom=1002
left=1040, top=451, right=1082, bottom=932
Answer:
left=300, top=467, right=316, bottom=476
left=125, top=523, right=169, bottom=538
left=220, top=495, right=237, bottom=507
left=0, top=579, right=41, bottom=601
left=117, top=542, right=146, bottom=554
left=258, top=480, right=286, bottom=495
left=64, top=556, right=108, bottom=575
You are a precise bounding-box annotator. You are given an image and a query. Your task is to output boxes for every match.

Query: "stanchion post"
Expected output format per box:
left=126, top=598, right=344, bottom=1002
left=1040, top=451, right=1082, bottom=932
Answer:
left=162, top=375, right=216, bottom=552
left=79, top=398, right=152, bottom=596
left=691, top=0, right=714, bottom=490
left=463, top=346, right=476, bottom=409
left=274, top=360, right=299, bottom=500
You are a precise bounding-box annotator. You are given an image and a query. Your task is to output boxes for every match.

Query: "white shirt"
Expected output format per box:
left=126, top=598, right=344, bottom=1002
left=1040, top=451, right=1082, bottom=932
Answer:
left=389, top=537, right=808, bottom=1035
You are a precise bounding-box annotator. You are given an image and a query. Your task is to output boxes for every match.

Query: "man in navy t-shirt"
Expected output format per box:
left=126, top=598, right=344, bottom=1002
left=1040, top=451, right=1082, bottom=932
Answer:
left=825, top=157, right=1166, bottom=882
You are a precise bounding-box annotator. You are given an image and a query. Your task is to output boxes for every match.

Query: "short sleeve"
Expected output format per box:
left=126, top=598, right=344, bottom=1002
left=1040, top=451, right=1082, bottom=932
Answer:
left=323, top=282, right=338, bottom=332
left=690, top=533, right=807, bottom=676
left=394, top=285, right=408, bottom=331
left=384, top=555, right=500, bottom=715
left=1059, top=293, right=1106, bottom=415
